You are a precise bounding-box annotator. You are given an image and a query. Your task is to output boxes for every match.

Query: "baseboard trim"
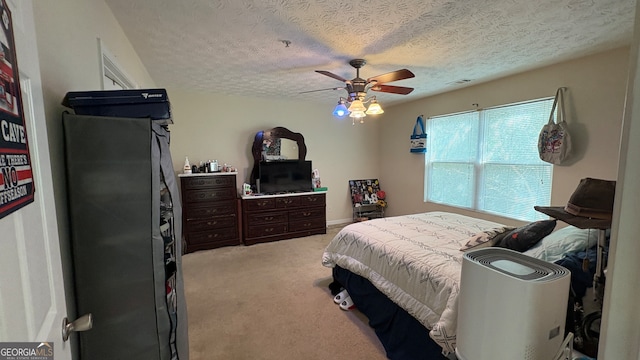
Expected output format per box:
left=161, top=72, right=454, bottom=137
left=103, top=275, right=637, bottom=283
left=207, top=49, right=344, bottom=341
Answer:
left=327, top=218, right=352, bottom=226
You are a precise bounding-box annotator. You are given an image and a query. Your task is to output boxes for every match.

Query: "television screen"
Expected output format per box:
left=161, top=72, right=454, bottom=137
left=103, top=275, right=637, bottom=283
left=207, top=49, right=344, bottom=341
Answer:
left=259, top=160, right=312, bottom=194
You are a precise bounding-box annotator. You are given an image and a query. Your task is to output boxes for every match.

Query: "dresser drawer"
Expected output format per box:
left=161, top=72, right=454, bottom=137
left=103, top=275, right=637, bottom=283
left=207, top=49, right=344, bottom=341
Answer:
left=245, top=211, right=287, bottom=225
left=288, top=206, right=325, bottom=221
left=185, top=216, right=237, bottom=233
left=300, top=193, right=325, bottom=206
left=184, top=187, right=236, bottom=203
left=244, top=198, right=276, bottom=211
left=289, top=217, right=326, bottom=232
left=275, top=196, right=301, bottom=209
left=184, top=200, right=237, bottom=219
left=185, top=228, right=239, bottom=246
left=182, top=175, right=235, bottom=190
left=246, top=223, right=288, bottom=238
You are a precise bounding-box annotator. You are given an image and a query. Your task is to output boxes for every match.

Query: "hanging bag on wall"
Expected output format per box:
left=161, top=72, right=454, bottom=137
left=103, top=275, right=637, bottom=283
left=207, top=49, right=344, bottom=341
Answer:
left=538, top=87, right=572, bottom=164
left=410, top=115, right=427, bottom=153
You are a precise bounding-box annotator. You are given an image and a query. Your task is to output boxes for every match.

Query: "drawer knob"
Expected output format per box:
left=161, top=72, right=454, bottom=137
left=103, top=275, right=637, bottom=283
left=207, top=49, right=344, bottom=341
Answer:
left=265, top=216, right=274, bottom=221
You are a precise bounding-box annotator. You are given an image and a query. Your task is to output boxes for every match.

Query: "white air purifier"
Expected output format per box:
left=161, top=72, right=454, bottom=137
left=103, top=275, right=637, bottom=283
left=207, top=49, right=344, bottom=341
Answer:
left=456, top=247, right=571, bottom=360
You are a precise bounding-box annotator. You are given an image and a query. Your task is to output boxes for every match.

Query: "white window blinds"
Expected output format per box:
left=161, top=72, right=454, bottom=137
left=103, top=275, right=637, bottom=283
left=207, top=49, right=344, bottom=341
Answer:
left=425, top=98, right=554, bottom=221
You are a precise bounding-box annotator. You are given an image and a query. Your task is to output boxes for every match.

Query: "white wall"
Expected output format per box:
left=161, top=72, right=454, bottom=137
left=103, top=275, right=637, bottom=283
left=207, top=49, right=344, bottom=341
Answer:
left=34, top=0, right=156, bottom=208
left=379, top=48, right=629, bottom=226
left=166, top=89, right=381, bottom=224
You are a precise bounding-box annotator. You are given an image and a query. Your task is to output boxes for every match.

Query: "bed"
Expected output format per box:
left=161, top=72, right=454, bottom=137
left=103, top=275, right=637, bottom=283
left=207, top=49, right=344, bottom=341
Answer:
left=322, top=211, right=597, bottom=358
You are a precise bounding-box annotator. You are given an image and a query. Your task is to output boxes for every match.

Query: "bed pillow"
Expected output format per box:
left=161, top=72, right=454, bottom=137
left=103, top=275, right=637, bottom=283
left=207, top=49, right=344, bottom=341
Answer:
left=523, top=225, right=600, bottom=262
left=460, top=226, right=515, bottom=252
left=495, top=220, right=557, bottom=252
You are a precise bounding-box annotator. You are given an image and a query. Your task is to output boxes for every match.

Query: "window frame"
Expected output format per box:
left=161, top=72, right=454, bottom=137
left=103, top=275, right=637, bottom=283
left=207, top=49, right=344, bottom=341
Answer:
left=424, top=97, right=554, bottom=221
left=98, top=38, right=137, bottom=90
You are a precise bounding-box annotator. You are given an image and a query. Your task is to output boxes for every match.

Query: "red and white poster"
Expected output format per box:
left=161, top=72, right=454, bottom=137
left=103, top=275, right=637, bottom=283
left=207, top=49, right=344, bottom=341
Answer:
left=0, top=0, right=35, bottom=219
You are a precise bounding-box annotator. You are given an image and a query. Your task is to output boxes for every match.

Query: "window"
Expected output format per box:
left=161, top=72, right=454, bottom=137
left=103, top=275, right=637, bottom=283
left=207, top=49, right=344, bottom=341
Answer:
left=425, top=98, right=554, bottom=221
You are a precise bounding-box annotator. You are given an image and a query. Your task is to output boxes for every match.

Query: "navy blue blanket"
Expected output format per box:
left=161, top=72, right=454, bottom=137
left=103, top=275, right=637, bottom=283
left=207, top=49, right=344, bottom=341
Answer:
left=332, top=266, right=448, bottom=360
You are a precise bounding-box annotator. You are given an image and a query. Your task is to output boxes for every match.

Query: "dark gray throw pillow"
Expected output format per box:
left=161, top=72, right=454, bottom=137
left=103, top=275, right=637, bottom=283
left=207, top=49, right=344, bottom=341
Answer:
left=495, top=219, right=557, bottom=252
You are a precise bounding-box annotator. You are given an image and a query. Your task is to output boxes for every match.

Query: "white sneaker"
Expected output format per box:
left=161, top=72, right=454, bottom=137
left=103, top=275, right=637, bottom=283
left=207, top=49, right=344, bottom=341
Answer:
left=333, top=289, right=349, bottom=304
left=339, top=296, right=356, bottom=311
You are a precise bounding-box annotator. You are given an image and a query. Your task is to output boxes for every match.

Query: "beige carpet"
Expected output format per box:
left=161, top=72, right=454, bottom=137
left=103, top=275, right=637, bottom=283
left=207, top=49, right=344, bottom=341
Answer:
left=182, top=225, right=388, bottom=360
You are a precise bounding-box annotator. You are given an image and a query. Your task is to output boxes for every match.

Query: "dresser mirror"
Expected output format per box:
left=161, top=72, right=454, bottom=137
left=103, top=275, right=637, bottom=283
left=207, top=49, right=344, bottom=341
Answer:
left=250, top=127, right=307, bottom=185
left=262, top=137, right=299, bottom=160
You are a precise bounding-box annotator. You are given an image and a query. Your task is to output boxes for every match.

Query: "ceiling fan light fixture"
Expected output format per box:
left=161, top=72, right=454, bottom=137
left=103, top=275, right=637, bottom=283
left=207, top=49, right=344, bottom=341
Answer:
left=347, top=99, right=366, bottom=112
left=316, top=58, right=415, bottom=123
left=365, top=99, right=384, bottom=115
left=333, top=99, right=349, bottom=118
left=349, top=110, right=366, bottom=119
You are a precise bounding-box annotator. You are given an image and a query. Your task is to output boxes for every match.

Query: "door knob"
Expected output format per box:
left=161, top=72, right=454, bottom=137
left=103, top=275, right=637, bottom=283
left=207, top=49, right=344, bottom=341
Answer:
left=62, top=313, right=93, bottom=341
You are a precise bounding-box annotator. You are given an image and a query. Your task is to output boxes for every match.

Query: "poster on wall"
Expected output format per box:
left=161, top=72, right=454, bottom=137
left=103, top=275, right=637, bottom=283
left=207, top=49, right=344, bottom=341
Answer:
left=0, top=0, right=35, bottom=220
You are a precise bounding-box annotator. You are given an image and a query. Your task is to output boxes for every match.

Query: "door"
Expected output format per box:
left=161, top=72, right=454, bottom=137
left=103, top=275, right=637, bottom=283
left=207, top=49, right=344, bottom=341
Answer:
left=0, top=1, right=71, bottom=359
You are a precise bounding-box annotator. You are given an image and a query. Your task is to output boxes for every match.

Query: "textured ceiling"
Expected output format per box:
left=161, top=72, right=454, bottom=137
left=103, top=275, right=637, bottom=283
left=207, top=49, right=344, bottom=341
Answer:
left=104, top=0, right=636, bottom=107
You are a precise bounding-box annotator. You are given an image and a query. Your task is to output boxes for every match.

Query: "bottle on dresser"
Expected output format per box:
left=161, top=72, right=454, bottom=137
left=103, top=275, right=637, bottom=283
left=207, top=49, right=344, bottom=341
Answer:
left=183, top=157, right=192, bottom=174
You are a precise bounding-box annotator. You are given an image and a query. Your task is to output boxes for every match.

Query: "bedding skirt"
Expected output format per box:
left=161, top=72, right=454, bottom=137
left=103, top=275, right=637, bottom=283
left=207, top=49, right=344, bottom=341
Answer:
left=333, top=265, right=448, bottom=360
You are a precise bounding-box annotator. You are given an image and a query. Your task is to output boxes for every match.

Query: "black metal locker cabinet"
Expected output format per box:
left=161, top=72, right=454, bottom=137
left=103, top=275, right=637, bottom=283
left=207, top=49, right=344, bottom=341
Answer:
left=62, top=112, right=188, bottom=360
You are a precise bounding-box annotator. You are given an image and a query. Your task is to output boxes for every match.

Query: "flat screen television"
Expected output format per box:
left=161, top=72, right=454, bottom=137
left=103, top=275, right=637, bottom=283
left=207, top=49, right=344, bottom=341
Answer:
left=259, top=160, right=312, bottom=194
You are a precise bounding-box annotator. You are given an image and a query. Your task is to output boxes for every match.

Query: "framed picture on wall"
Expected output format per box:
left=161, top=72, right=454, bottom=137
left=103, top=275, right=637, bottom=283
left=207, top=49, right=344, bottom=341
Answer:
left=0, top=0, right=35, bottom=220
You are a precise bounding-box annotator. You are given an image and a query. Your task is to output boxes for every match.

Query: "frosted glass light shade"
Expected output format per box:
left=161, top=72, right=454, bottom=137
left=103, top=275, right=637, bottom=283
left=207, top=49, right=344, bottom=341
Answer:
left=348, top=99, right=366, bottom=112
left=366, top=101, right=384, bottom=114
left=333, top=102, right=349, bottom=118
left=349, top=110, right=366, bottom=118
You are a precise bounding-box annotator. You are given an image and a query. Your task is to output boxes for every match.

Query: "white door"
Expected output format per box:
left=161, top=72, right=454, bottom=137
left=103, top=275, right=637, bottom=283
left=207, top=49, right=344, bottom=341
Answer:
left=0, top=1, right=71, bottom=359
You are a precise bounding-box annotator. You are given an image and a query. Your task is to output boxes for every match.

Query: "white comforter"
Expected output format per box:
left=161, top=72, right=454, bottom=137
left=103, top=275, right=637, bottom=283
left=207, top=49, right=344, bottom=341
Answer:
left=322, top=211, right=506, bottom=354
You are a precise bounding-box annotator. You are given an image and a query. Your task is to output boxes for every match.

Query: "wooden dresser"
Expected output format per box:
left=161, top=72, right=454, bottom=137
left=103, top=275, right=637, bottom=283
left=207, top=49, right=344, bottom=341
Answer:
left=242, top=192, right=326, bottom=245
left=179, top=173, right=241, bottom=253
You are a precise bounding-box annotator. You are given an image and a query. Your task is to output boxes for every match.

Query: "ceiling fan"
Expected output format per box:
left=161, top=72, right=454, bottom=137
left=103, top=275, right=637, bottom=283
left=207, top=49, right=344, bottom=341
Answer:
left=304, top=59, right=415, bottom=102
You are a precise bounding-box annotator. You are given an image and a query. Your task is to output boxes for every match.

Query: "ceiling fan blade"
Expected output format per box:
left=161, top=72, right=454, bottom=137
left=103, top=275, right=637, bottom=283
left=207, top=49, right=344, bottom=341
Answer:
left=367, top=69, right=415, bottom=84
left=316, top=70, right=348, bottom=82
left=370, top=84, right=414, bottom=95
left=299, top=87, right=344, bottom=94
